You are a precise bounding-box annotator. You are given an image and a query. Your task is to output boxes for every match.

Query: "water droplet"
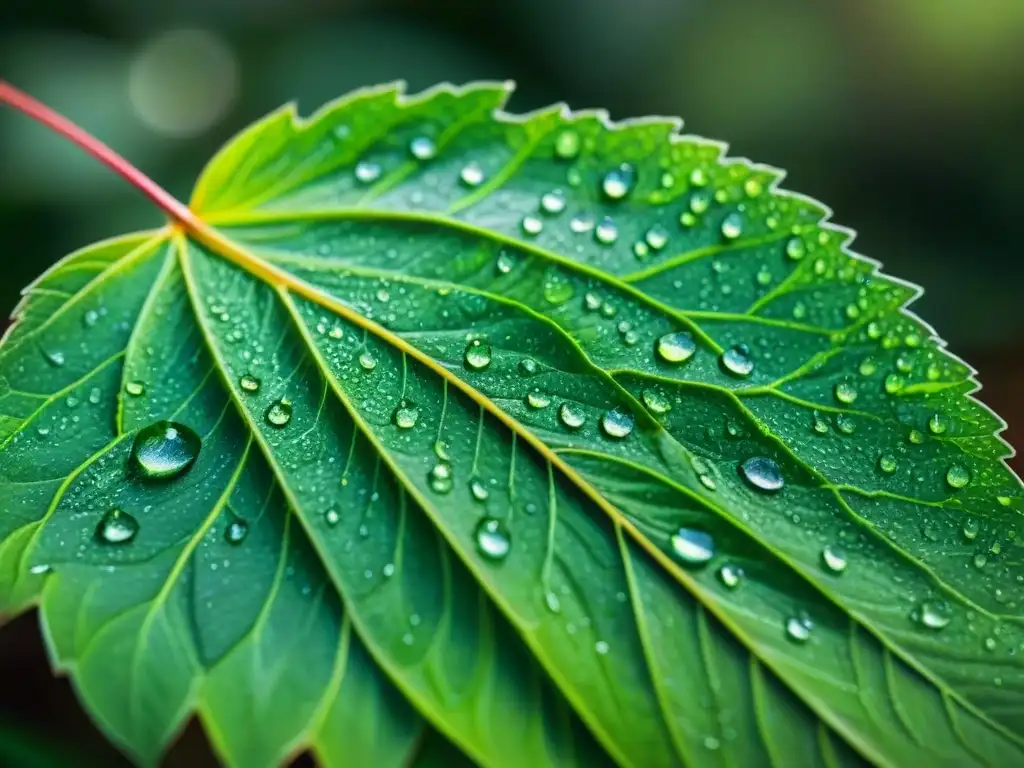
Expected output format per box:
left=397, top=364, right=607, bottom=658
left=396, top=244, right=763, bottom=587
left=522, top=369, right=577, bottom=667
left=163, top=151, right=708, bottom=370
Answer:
left=359, top=351, right=378, bottom=371
left=584, top=292, right=602, bottom=311
left=928, top=413, right=948, bottom=435
left=679, top=211, right=698, bottom=228
left=717, top=564, right=743, bottom=589
left=858, top=357, right=878, bottom=377
left=325, top=508, right=340, bottom=526
left=913, top=600, right=951, bottom=630
left=973, top=552, right=988, bottom=569
left=429, top=463, right=453, bottom=494
left=132, top=421, right=201, bottom=480
left=641, top=388, right=672, bottom=414
left=554, top=129, right=580, bottom=159
left=570, top=215, right=594, bottom=233
left=43, top=349, right=65, bottom=367
left=29, top=564, right=51, bottom=575
left=744, top=178, right=763, bottom=197
left=96, top=508, right=139, bottom=545
left=543, top=277, right=575, bottom=305
left=984, top=637, right=997, bottom=651
left=409, top=136, right=437, bottom=160
left=835, top=414, right=856, bottom=435
left=460, top=161, right=485, bottom=187
left=83, top=309, right=99, bottom=327
left=907, top=428, right=924, bottom=444
left=878, top=454, right=897, bottom=474
left=720, top=345, right=754, bottom=377
left=645, top=225, right=669, bottom=251
left=225, top=519, right=248, bottom=545
left=739, top=456, right=784, bottom=493
left=518, top=358, right=539, bottom=376
left=962, top=518, right=979, bottom=541
left=594, top=640, right=610, bottom=655
left=527, top=390, right=551, bottom=409
left=558, top=402, right=586, bottom=430
left=521, top=215, right=543, bottom=236
left=239, top=374, right=261, bottom=393
left=720, top=212, right=744, bottom=240
left=785, top=614, right=813, bottom=643
left=884, top=373, right=905, bottom=394
left=811, top=411, right=829, bottom=435
left=670, top=527, right=714, bottom=566
left=354, top=161, right=381, bottom=184
left=475, top=517, right=511, bottom=561
left=600, top=408, right=634, bottom=439
left=946, top=465, right=970, bottom=489
left=544, top=591, right=562, bottom=613
left=464, top=339, right=492, bottom=371
left=601, top=163, right=636, bottom=200
left=594, top=217, right=618, bottom=244
left=656, top=332, right=696, bottom=364
left=540, top=189, right=566, bottom=215
left=834, top=381, right=858, bottom=404
left=689, top=167, right=708, bottom=187
left=392, top=400, right=419, bottom=429
left=821, top=544, right=848, bottom=573
left=264, top=399, right=293, bottom=428
left=496, top=252, right=517, bottom=274
left=125, top=380, right=146, bottom=397
left=469, top=478, right=490, bottom=502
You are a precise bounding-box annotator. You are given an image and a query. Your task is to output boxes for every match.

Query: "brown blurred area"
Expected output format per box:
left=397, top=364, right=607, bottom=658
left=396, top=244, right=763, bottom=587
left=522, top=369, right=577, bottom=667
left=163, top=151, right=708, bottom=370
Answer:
left=1, top=0, right=1022, bottom=763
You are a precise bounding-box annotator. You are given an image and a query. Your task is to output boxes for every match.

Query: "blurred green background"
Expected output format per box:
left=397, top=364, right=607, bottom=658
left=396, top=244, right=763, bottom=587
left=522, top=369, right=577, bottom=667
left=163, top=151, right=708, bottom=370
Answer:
left=1, top=0, right=1022, bottom=764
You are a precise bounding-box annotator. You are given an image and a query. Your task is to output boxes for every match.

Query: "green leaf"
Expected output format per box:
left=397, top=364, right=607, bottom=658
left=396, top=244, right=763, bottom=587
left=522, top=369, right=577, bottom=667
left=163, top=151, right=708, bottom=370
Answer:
left=1, top=81, right=1021, bottom=767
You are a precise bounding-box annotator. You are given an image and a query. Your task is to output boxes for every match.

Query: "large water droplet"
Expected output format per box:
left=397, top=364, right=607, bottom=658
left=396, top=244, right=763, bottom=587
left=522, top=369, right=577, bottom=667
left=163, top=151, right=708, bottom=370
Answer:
left=409, top=136, right=437, bottom=160
left=97, top=508, right=139, bottom=545
left=464, top=339, right=492, bottom=371
left=543, top=277, right=575, bottom=305
left=392, top=400, right=419, bottom=429
left=558, top=402, right=586, bottom=430
left=601, top=163, right=636, bottom=200
left=720, top=212, right=744, bottom=240
left=946, top=465, right=970, bottom=489
left=265, top=399, right=293, bottom=428
left=928, top=413, right=948, bottom=435
left=554, top=129, right=580, bottom=160
left=884, top=373, right=905, bottom=394
left=460, top=161, right=485, bottom=187
left=521, top=215, right=543, bottom=236
left=496, top=252, right=517, bottom=274
left=354, top=161, right=382, bottom=184
left=225, top=519, right=248, bottom=545
left=600, top=408, right=634, bottom=439
left=527, top=390, right=551, bottom=409
left=878, top=454, right=897, bottom=474
left=239, top=374, right=261, bottom=393
left=656, top=332, right=696, bottom=364
left=739, top=456, right=784, bottom=493
left=670, top=527, right=714, bottom=566
left=475, top=517, right=511, bottom=561
left=913, top=600, right=951, bottom=630
left=132, top=421, right=201, bottom=480
left=429, top=463, right=453, bottom=494
left=125, top=380, right=146, bottom=397
left=785, top=237, right=806, bottom=260
left=720, top=345, right=754, bottom=377
left=821, top=544, right=847, bottom=574
left=469, top=478, right=490, bottom=502
left=359, top=351, right=378, bottom=371
left=540, top=189, right=566, bottom=215
left=645, top=226, right=669, bottom=251
left=834, top=381, right=858, bottom=404
left=594, top=217, right=618, bottom=244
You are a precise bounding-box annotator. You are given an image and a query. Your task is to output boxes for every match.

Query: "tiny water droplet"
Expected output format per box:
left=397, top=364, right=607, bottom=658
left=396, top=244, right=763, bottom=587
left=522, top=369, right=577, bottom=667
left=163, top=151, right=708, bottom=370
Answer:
left=518, top=358, right=539, bottom=376
left=558, top=402, right=586, bottom=430
left=521, top=215, right=543, bottom=236
left=225, top=519, right=248, bottom=545
left=645, top=225, right=669, bottom=251
left=125, top=380, right=146, bottom=397
left=811, top=411, right=829, bottom=434
left=44, top=349, right=65, bottom=367
left=834, top=381, right=858, bottom=404
left=83, top=309, right=99, bottom=327
left=464, top=339, right=492, bottom=370
left=689, top=168, right=708, bottom=187
left=913, top=600, right=951, bottom=630
left=594, top=640, right=610, bottom=655
left=392, top=400, right=419, bottom=429
left=720, top=345, right=754, bottom=377
left=720, top=212, right=744, bottom=240
left=527, top=390, right=551, bottom=409
left=496, top=252, right=516, bottom=274
left=265, top=399, right=293, bottom=428
left=354, top=161, right=382, bottom=184
left=594, top=217, right=618, bottom=244
left=717, top=564, right=743, bottom=589
left=946, top=465, right=970, bottom=489
left=475, top=517, right=511, bottom=561
left=460, top=161, right=485, bottom=187
left=785, top=237, right=806, bottom=261
left=325, top=508, right=340, bottom=526
left=409, top=136, right=437, bottom=160
left=554, top=129, right=580, bottom=159
left=545, top=591, right=562, bottom=613
left=785, top=615, right=813, bottom=643
left=670, top=527, right=714, bottom=566
left=641, top=388, right=672, bottom=414
left=429, top=463, right=453, bottom=494
left=132, top=421, right=201, bottom=480
left=600, top=408, right=634, bottom=439
left=601, top=163, right=636, bottom=200
left=739, top=456, right=784, bottom=493
left=97, top=508, right=139, bottom=545
left=744, top=178, right=763, bottom=197
left=239, top=374, right=261, bottom=393
left=878, top=454, right=897, bottom=474
left=821, top=544, right=848, bottom=573
left=540, top=189, right=566, bottom=215
left=656, top=332, right=696, bottom=364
